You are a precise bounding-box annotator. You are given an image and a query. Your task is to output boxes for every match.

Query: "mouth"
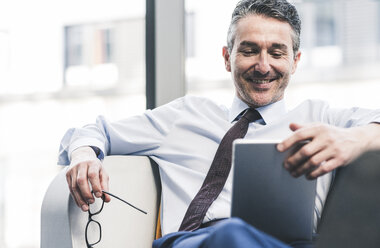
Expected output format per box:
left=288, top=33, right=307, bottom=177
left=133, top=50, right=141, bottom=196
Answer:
left=245, top=77, right=278, bottom=90
left=249, top=78, right=277, bottom=84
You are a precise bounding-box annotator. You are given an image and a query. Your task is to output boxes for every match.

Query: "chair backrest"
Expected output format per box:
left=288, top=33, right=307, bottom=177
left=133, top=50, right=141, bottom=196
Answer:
left=41, top=156, right=161, bottom=248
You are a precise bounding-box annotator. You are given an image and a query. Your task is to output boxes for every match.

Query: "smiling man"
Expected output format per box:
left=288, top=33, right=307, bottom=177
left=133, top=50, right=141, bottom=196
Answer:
left=223, top=14, right=300, bottom=109
left=59, top=0, right=380, bottom=247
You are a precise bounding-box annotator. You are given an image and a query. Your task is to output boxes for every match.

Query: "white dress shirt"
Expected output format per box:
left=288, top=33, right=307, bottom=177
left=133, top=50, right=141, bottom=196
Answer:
left=58, top=95, right=380, bottom=235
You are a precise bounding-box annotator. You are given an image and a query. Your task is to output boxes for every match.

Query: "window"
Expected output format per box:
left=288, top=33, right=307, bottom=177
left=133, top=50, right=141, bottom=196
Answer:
left=0, top=1, right=146, bottom=247
left=185, top=1, right=236, bottom=105
left=64, top=19, right=145, bottom=91
left=315, top=2, right=336, bottom=47
left=65, top=26, right=84, bottom=66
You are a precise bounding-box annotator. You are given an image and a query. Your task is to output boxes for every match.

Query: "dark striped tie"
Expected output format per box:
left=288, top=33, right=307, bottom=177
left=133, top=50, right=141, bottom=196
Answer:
left=179, top=108, right=262, bottom=231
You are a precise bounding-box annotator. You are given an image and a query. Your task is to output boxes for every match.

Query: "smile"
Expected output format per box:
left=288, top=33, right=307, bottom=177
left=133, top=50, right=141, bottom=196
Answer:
left=251, top=79, right=273, bottom=84
left=247, top=78, right=278, bottom=84
left=244, top=77, right=279, bottom=91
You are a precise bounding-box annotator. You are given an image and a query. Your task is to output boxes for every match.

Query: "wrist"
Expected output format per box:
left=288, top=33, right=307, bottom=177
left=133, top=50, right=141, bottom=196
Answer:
left=365, top=123, right=380, bottom=151
left=70, top=146, right=98, bottom=166
left=352, top=124, right=380, bottom=153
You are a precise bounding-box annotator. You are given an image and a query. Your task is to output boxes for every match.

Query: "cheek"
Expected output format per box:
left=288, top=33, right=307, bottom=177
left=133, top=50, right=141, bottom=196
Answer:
left=272, top=61, right=293, bottom=77
left=232, top=61, right=251, bottom=78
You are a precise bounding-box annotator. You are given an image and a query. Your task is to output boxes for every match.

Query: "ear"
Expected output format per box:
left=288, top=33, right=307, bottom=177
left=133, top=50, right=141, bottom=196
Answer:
left=291, top=51, right=301, bottom=74
left=222, top=46, right=231, bottom=72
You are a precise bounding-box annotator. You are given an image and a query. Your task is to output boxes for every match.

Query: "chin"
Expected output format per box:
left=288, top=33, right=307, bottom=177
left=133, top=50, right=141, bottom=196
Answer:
left=246, top=94, right=274, bottom=107
left=242, top=98, right=269, bottom=108
left=237, top=88, right=281, bottom=108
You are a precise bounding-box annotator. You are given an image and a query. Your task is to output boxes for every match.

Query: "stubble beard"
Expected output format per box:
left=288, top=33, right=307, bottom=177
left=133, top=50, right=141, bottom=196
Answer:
left=235, top=75, right=289, bottom=108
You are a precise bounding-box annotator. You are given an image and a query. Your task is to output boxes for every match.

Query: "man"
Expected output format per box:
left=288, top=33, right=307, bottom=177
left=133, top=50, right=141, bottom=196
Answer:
left=59, top=0, right=380, bottom=247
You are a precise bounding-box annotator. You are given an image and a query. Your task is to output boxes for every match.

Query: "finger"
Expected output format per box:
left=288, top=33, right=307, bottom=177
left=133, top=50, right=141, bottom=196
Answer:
left=278, top=123, right=316, bottom=152
left=100, top=168, right=111, bottom=202
left=302, top=163, right=319, bottom=179
left=76, top=162, right=95, bottom=206
left=285, top=141, right=325, bottom=172
left=66, top=169, right=80, bottom=208
left=306, top=159, right=338, bottom=180
left=289, top=123, right=303, bottom=132
left=68, top=167, right=89, bottom=211
left=87, top=160, right=102, bottom=198
left=292, top=148, right=332, bottom=177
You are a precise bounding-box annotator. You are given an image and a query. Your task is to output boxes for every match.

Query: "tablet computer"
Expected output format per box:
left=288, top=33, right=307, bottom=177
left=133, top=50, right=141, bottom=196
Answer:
left=231, top=139, right=317, bottom=243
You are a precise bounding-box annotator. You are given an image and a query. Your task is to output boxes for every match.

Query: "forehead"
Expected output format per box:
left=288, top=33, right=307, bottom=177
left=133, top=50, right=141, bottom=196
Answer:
left=234, top=14, right=294, bottom=49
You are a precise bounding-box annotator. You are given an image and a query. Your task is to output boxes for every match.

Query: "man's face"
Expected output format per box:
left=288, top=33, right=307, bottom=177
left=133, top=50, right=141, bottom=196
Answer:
left=223, top=14, right=301, bottom=108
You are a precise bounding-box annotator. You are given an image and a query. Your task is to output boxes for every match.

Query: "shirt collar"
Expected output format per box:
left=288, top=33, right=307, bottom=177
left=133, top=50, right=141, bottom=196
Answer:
left=229, top=96, right=287, bottom=124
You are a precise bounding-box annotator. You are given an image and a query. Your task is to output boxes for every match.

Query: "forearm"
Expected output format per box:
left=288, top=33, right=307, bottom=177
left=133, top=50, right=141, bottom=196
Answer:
left=357, top=123, right=380, bottom=152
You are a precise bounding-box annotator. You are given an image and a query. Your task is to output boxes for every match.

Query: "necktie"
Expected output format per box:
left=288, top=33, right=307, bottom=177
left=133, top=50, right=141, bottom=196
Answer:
left=179, top=108, right=262, bottom=231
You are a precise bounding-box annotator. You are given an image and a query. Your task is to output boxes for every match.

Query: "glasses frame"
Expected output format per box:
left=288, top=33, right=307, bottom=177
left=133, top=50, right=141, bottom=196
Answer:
left=85, top=195, right=105, bottom=248
left=84, top=191, right=147, bottom=247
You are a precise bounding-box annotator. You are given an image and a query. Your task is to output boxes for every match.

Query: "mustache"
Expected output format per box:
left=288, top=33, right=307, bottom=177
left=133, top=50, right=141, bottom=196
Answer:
left=243, top=70, right=281, bottom=80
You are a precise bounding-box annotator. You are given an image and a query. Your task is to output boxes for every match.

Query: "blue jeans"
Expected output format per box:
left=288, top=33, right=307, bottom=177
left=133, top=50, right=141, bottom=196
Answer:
left=153, top=218, right=314, bottom=248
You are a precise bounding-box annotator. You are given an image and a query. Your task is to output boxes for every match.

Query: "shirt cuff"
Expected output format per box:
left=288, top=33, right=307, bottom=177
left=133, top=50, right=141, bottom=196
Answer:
left=68, top=138, right=106, bottom=162
left=90, top=146, right=105, bottom=160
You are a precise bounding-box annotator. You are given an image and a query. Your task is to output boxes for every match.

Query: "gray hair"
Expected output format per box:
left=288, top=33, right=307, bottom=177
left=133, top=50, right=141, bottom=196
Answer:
left=227, top=0, right=301, bottom=55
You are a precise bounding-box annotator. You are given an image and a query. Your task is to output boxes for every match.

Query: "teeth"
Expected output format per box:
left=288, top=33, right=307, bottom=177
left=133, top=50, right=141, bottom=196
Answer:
left=251, top=79, right=270, bottom=84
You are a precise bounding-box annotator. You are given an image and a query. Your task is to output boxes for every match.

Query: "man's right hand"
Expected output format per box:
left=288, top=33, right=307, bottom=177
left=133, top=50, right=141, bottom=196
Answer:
left=66, top=146, right=111, bottom=211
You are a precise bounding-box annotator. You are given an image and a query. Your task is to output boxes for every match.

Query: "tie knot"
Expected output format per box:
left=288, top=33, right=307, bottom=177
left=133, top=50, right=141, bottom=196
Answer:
left=242, top=108, right=261, bottom=123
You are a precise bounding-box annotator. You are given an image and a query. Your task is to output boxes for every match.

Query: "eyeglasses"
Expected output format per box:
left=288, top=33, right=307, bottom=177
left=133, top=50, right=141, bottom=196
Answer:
left=85, top=190, right=147, bottom=248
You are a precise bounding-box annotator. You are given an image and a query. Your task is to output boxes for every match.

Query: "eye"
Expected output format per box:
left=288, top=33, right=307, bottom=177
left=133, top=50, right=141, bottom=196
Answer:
left=270, top=50, right=287, bottom=59
left=271, top=53, right=282, bottom=59
left=240, top=49, right=259, bottom=56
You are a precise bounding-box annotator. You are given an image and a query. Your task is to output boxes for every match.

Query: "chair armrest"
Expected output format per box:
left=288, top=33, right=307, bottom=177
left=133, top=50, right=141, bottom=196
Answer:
left=41, top=156, right=161, bottom=248
left=316, top=150, right=380, bottom=247
left=41, top=166, right=72, bottom=248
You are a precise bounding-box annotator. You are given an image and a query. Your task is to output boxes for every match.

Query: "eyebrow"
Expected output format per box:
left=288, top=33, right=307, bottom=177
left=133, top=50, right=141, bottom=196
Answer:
left=271, top=43, right=288, bottom=51
left=239, top=41, right=288, bottom=51
left=239, top=41, right=259, bottom=48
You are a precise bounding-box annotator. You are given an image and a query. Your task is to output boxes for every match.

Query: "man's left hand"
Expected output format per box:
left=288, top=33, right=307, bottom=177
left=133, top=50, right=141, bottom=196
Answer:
left=277, top=123, right=378, bottom=179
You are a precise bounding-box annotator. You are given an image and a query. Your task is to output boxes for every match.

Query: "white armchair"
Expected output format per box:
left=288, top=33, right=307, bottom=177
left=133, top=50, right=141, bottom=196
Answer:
left=41, top=156, right=161, bottom=248
left=41, top=151, right=380, bottom=247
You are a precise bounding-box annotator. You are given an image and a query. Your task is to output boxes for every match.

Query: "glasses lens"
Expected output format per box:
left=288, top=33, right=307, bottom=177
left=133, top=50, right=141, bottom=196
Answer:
left=85, top=220, right=102, bottom=246
left=88, top=196, right=104, bottom=215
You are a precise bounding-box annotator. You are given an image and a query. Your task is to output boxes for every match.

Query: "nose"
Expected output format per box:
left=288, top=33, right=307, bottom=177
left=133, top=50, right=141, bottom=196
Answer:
left=254, top=53, right=271, bottom=74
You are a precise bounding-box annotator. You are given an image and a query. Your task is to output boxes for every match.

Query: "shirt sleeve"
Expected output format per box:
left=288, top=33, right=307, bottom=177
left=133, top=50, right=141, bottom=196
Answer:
left=57, top=97, right=185, bottom=165
left=324, top=105, right=380, bottom=128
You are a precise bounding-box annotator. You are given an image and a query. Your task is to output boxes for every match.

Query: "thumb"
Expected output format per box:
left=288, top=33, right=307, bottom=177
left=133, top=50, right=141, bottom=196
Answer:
left=289, top=123, right=304, bottom=132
